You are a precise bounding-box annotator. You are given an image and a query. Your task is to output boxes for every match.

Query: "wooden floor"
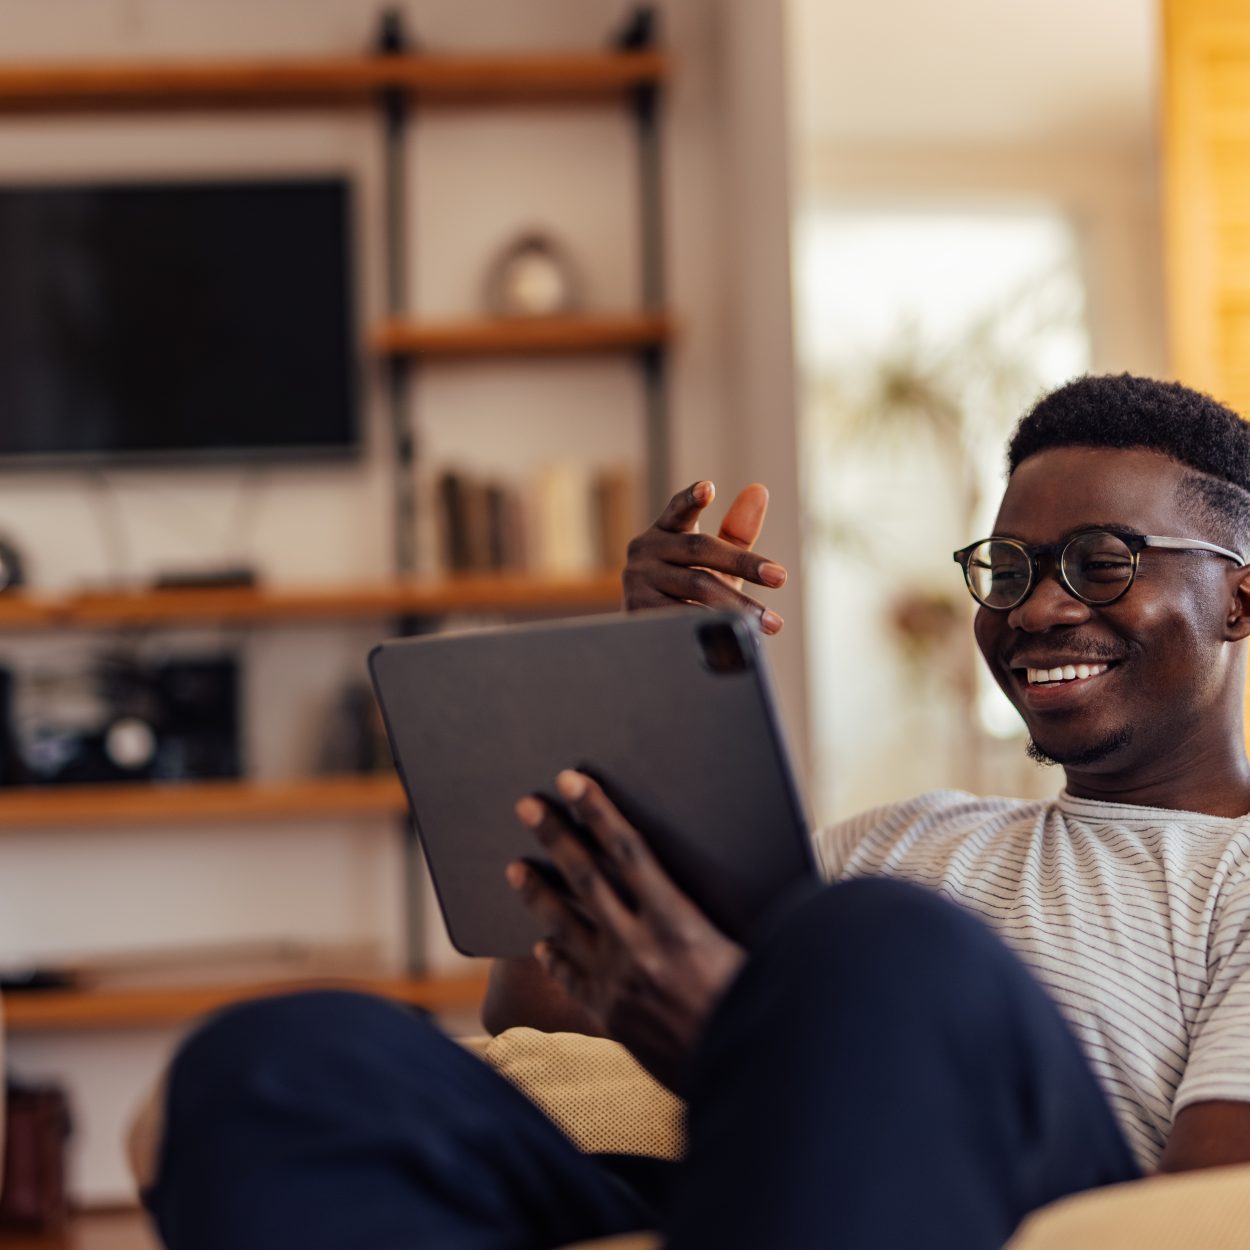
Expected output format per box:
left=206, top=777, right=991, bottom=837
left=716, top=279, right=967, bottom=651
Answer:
left=0, top=1211, right=157, bottom=1249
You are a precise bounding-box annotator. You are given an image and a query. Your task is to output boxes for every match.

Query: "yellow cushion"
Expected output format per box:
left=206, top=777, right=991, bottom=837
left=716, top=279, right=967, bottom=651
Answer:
left=1007, top=1165, right=1250, bottom=1249
left=471, top=1028, right=687, bottom=1161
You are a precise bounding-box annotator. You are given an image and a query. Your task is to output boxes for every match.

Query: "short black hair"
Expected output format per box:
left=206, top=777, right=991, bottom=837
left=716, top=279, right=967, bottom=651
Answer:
left=1007, top=373, right=1250, bottom=553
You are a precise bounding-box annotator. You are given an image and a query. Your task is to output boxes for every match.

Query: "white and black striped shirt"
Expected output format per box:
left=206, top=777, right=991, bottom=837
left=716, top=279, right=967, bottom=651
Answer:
left=813, top=790, right=1250, bottom=1170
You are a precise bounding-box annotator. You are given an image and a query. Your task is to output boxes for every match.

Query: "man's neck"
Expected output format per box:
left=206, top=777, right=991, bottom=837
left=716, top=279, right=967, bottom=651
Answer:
left=1063, top=746, right=1250, bottom=818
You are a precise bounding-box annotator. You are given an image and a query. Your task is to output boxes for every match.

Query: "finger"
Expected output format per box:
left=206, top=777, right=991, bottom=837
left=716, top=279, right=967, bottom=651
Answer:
left=617, top=579, right=689, bottom=612
left=641, top=561, right=785, bottom=634
left=651, top=530, right=787, bottom=589
left=515, top=798, right=639, bottom=937
left=533, top=938, right=589, bottom=1003
left=505, top=858, right=595, bottom=963
left=654, top=480, right=715, bottom=534
left=554, top=771, right=697, bottom=922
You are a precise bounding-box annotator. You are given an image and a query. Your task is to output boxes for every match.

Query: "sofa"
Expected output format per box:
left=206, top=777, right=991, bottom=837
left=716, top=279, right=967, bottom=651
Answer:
left=128, top=1023, right=1250, bottom=1248
left=471, top=1027, right=1250, bottom=1250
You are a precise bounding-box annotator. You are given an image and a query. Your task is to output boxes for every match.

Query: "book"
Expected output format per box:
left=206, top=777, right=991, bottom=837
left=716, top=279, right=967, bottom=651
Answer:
left=432, top=464, right=637, bottom=577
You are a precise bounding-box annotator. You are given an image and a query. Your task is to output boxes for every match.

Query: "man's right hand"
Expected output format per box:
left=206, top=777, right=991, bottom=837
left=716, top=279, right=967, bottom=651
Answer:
left=622, top=480, right=787, bottom=634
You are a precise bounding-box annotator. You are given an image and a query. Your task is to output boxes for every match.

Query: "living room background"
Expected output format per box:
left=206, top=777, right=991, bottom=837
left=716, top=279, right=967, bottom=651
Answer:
left=0, top=0, right=1176, bottom=1224
left=0, top=0, right=802, bottom=1207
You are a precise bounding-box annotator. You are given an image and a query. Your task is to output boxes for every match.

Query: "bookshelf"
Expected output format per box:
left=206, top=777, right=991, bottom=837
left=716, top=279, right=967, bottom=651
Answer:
left=0, top=574, right=622, bottom=631
left=0, top=22, right=665, bottom=1167
left=0, top=51, right=669, bottom=113
left=0, top=15, right=658, bottom=966
left=372, top=311, right=675, bottom=359
left=3, top=971, right=490, bottom=1033
left=0, top=774, right=406, bottom=829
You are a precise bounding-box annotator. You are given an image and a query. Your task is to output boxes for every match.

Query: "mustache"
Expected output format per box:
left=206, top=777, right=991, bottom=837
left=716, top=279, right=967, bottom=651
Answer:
left=1004, top=637, right=1130, bottom=667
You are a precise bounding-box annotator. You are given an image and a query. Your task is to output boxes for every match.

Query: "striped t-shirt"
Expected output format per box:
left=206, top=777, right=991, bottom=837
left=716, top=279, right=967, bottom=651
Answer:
left=812, top=789, right=1250, bottom=1170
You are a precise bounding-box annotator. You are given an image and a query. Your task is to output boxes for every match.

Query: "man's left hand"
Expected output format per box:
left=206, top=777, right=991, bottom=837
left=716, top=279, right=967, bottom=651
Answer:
left=508, top=769, right=746, bottom=1094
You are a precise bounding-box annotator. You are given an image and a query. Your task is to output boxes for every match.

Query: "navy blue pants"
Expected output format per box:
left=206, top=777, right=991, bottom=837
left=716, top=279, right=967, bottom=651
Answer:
left=146, top=880, right=1140, bottom=1250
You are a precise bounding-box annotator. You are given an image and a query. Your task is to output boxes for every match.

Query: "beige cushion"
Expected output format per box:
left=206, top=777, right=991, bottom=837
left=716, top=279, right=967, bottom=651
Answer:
left=473, top=1029, right=687, bottom=1161
left=1007, top=1165, right=1250, bottom=1249
left=562, top=1167, right=1250, bottom=1250
left=478, top=1030, right=1250, bottom=1250
left=558, top=1238, right=662, bottom=1250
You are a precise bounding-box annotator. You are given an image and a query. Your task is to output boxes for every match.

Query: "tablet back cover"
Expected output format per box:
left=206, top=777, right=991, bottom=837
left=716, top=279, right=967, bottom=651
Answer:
left=369, top=610, right=814, bottom=958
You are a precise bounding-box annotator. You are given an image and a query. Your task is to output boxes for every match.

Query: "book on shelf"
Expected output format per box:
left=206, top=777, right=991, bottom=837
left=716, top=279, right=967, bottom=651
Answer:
left=435, top=464, right=637, bottom=578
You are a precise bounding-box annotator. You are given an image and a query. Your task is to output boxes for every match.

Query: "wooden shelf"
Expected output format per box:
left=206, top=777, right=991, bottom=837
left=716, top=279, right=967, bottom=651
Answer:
left=373, top=311, right=675, bottom=359
left=0, top=774, right=408, bottom=829
left=3, top=971, right=489, bottom=1032
left=0, top=51, right=668, bottom=114
left=0, top=572, right=622, bottom=631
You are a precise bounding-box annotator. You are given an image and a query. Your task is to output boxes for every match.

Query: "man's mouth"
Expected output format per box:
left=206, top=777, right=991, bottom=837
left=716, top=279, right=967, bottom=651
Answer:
left=1023, top=663, right=1111, bottom=686
left=1005, top=657, right=1125, bottom=710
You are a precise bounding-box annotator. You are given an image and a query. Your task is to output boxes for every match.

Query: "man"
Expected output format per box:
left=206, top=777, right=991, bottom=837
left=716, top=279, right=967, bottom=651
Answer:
left=144, top=374, right=1250, bottom=1249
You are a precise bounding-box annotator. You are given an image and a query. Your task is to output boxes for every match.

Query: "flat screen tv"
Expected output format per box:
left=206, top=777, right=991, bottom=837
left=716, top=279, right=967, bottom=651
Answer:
left=0, top=178, right=358, bottom=467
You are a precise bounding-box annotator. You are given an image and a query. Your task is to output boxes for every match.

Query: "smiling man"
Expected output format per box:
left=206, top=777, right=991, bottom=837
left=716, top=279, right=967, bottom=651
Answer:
left=970, top=408, right=1250, bottom=804
left=143, top=374, right=1250, bottom=1250
left=819, top=378, right=1250, bottom=1177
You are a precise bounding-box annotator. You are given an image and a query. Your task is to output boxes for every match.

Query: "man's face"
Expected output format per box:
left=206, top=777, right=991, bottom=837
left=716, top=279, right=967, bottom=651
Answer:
left=974, top=446, right=1243, bottom=778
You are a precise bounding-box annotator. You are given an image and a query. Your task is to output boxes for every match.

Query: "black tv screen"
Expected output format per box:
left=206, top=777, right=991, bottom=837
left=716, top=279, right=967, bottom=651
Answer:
left=0, top=178, right=358, bottom=466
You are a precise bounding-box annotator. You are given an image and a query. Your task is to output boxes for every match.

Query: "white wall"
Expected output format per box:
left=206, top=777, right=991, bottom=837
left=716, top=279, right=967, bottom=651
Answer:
left=796, top=141, right=1166, bottom=380
left=714, top=0, right=809, bottom=773
left=0, top=0, right=806, bottom=1204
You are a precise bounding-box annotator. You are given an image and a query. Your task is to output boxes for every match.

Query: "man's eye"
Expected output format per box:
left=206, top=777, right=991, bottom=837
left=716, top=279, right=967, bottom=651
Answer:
left=990, top=566, right=1027, bottom=584
left=1077, top=557, right=1133, bottom=583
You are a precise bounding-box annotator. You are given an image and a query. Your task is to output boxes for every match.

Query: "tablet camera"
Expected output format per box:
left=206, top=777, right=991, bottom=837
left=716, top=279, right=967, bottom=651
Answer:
left=697, top=621, right=751, bottom=675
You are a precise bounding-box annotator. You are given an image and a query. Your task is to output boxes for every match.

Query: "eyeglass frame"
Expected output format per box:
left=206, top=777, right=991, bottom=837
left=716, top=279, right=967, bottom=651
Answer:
left=951, top=527, right=1246, bottom=611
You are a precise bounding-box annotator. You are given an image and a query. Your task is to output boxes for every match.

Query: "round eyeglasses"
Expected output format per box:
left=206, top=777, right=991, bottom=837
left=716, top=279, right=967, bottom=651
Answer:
left=952, top=528, right=1245, bottom=611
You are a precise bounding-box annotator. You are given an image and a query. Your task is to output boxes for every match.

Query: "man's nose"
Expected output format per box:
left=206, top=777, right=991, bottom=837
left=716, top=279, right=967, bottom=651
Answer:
left=1005, top=570, right=1094, bottom=632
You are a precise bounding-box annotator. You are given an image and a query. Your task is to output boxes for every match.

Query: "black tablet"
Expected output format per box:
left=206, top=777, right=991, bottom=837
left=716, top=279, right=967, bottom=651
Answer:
left=368, top=609, right=817, bottom=958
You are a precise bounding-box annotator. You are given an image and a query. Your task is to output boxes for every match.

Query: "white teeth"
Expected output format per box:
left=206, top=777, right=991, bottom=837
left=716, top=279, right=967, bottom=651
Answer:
left=1026, top=663, right=1109, bottom=685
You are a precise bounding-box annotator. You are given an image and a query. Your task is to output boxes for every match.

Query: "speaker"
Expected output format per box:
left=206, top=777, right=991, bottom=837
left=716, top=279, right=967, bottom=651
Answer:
left=151, top=657, right=241, bottom=782
left=0, top=666, right=25, bottom=786
left=0, top=536, right=23, bottom=595
left=2, top=653, right=242, bottom=787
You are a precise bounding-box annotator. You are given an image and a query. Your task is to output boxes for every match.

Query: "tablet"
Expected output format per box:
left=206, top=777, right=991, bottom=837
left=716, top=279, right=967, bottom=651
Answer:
left=368, top=609, right=817, bottom=958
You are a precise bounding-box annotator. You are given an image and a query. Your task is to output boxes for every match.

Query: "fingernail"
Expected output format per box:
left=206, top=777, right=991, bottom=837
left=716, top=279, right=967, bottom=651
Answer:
left=515, top=797, right=544, bottom=827
left=505, top=862, right=526, bottom=889
left=762, top=610, right=784, bottom=633
left=556, top=770, right=587, bottom=800
left=692, top=480, right=714, bottom=504
left=760, top=562, right=786, bottom=587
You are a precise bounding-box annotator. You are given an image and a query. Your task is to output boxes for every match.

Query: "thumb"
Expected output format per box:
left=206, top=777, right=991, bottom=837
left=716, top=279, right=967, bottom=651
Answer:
left=718, top=484, right=769, bottom=551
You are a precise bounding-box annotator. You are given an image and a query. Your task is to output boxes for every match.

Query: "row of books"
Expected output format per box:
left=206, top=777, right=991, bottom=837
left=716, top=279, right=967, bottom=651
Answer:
left=434, top=464, right=638, bottom=576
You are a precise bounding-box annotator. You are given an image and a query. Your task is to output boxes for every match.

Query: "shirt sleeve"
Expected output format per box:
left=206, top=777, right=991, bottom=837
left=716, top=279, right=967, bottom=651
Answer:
left=809, top=791, right=979, bottom=884
left=810, top=811, right=876, bottom=883
left=1174, top=866, right=1250, bottom=1115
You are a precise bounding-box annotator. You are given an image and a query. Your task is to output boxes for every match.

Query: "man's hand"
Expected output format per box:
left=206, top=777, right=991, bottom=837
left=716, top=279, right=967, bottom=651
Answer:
left=481, top=957, right=607, bottom=1038
left=622, top=480, right=787, bottom=634
left=507, top=769, right=746, bottom=1094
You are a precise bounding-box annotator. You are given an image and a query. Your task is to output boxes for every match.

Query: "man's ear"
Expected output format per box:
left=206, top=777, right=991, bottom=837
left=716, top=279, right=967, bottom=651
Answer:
left=1226, top=569, right=1250, bottom=641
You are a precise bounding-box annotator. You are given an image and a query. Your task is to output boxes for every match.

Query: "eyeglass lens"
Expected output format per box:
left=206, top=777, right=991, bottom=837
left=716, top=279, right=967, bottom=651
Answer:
left=966, top=531, right=1135, bottom=609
